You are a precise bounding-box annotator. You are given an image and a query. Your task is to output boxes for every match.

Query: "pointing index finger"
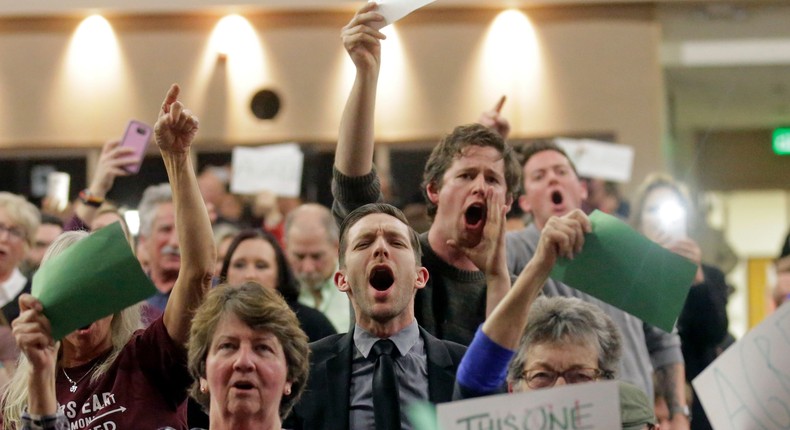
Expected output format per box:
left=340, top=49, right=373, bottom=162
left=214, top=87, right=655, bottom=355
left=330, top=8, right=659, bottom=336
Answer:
left=161, top=84, right=180, bottom=114
left=494, top=95, right=506, bottom=113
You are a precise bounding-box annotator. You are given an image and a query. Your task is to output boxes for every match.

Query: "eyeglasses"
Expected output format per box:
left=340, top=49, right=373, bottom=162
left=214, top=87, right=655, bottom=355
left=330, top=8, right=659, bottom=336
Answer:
left=522, top=367, right=612, bottom=389
left=0, top=224, right=26, bottom=242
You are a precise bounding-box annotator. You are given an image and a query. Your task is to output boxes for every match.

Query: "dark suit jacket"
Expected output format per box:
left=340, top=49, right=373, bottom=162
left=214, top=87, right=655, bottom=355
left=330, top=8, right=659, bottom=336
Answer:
left=1, top=277, right=31, bottom=324
left=287, top=326, right=466, bottom=430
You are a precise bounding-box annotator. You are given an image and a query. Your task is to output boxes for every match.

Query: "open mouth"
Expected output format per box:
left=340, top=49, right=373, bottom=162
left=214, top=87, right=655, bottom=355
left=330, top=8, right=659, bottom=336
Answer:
left=369, top=266, right=395, bottom=292
left=464, top=204, right=486, bottom=227
left=551, top=191, right=564, bottom=205
left=233, top=381, right=255, bottom=390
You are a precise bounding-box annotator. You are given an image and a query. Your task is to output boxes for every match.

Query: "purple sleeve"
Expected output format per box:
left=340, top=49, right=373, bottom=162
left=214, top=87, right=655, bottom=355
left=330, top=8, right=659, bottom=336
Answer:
left=63, top=215, right=89, bottom=232
left=456, top=325, right=515, bottom=397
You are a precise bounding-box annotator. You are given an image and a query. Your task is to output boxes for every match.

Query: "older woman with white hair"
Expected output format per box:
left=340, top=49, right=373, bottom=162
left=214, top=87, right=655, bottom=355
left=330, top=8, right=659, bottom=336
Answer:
left=3, top=83, right=215, bottom=430
left=0, top=192, right=40, bottom=324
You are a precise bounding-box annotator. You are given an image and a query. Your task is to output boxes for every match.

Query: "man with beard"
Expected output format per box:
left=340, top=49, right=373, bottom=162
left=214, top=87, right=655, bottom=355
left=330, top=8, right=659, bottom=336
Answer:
left=504, top=139, right=690, bottom=429
left=138, top=183, right=182, bottom=322
left=285, top=203, right=352, bottom=332
left=331, top=2, right=521, bottom=345
left=288, top=203, right=466, bottom=430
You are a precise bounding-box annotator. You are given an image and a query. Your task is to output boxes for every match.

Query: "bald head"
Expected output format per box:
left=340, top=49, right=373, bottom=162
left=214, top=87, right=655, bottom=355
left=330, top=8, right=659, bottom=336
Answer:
left=285, top=204, right=339, bottom=289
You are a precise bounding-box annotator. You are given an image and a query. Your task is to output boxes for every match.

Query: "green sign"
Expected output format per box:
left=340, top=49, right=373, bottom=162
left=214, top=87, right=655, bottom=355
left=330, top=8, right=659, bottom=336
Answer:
left=773, top=128, right=790, bottom=155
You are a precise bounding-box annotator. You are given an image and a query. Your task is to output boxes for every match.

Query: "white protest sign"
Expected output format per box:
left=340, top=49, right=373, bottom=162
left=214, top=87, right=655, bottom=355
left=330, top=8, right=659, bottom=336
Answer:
left=230, top=143, right=303, bottom=197
left=693, top=304, right=790, bottom=430
left=369, top=0, right=436, bottom=30
left=555, top=138, right=634, bottom=183
left=437, top=381, right=620, bottom=430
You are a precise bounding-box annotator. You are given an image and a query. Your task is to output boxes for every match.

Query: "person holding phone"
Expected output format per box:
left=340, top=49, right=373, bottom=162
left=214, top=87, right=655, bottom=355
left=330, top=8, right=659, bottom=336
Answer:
left=630, top=173, right=729, bottom=430
left=3, top=84, right=214, bottom=430
left=65, top=138, right=139, bottom=233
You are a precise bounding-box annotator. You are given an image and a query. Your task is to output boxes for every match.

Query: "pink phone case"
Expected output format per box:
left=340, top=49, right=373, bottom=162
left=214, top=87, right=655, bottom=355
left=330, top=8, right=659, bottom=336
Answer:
left=121, top=120, right=153, bottom=174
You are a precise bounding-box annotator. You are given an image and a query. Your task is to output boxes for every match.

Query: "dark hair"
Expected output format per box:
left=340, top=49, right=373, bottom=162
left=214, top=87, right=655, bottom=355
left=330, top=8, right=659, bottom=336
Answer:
left=219, top=229, right=300, bottom=302
left=188, top=282, right=309, bottom=419
left=421, top=123, right=521, bottom=218
left=338, top=203, right=421, bottom=268
left=515, top=139, right=579, bottom=176
left=40, top=213, right=63, bottom=228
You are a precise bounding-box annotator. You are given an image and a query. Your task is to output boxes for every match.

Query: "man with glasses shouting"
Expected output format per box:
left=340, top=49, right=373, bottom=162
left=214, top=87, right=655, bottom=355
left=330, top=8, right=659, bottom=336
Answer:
left=0, top=192, right=40, bottom=323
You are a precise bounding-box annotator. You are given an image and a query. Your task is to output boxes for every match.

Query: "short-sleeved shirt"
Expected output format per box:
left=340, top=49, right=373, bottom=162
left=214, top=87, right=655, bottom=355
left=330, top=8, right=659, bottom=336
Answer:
left=55, top=317, right=191, bottom=430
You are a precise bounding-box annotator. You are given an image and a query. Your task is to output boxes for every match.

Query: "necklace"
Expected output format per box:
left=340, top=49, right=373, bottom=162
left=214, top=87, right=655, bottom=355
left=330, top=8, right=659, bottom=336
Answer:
left=62, top=361, right=100, bottom=393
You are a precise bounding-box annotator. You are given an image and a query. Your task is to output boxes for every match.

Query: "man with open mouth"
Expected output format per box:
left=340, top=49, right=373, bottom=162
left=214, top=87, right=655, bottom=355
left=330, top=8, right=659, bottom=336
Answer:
left=330, top=2, right=521, bottom=347
left=288, top=202, right=466, bottom=430
left=504, top=138, right=691, bottom=429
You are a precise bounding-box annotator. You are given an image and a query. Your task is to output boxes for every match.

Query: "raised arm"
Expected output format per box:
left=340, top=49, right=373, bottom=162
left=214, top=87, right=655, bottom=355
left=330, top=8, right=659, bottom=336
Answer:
left=66, top=140, right=137, bottom=231
left=335, top=2, right=385, bottom=177
left=484, top=209, right=590, bottom=348
left=156, top=84, right=215, bottom=345
left=477, top=96, right=510, bottom=139
left=455, top=210, right=591, bottom=398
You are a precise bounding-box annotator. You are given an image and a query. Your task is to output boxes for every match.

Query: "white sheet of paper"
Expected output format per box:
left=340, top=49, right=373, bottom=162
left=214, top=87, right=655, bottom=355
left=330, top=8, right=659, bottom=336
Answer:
left=370, top=0, right=436, bottom=30
left=692, top=303, right=790, bottom=430
left=437, top=381, right=620, bottom=430
left=47, top=171, right=70, bottom=211
left=230, top=143, right=303, bottom=197
left=555, top=137, right=634, bottom=183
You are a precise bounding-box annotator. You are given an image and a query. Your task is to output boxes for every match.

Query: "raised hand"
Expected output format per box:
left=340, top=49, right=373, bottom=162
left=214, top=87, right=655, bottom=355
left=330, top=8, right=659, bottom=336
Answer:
left=665, top=237, right=704, bottom=284
left=447, top=188, right=509, bottom=277
left=89, top=140, right=138, bottom=196
left=154, top=84, right=199, bottom=155
left=478, top=95, right=510, bottom=139
left=341, top=2, right=386, bottom=73
left=534, top=209, right=591, bottom=272
left=12, top=294, right=57, bottom=372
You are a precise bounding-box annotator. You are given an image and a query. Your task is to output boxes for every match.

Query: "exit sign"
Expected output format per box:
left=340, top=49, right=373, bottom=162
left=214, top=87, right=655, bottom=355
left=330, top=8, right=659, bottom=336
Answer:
left=774, top=128, right=790, bottom=155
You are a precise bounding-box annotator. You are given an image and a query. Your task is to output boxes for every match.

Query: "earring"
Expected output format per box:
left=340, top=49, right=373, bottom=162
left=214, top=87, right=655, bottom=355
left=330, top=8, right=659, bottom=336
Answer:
left=284, top=386, right=291, bottom=396
left=200, top=381, right=208, bottom=394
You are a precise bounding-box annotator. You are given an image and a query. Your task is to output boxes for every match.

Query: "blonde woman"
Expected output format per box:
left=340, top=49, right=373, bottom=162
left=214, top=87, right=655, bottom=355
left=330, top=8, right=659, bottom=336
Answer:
left=3, top=84, right=214, bottom=430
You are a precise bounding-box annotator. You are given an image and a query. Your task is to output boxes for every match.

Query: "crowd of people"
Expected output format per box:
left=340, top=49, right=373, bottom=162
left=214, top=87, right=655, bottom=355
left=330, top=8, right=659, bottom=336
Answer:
left=0, top=3, right=781, bottom=430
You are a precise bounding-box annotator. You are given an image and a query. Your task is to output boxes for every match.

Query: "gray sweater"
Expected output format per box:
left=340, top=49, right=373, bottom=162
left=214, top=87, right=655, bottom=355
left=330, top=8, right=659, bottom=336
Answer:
left=506, top=223, right=684, bottom=398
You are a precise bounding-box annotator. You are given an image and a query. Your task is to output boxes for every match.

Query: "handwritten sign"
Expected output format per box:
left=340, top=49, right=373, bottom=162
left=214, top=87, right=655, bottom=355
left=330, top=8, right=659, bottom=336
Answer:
left=555, top=138, right=634, bottom=183
left=692, top=303, right=790, bottom=430
left=437, top=381, right=620, bottom=430
left=230, top=143, right=303, bottom=197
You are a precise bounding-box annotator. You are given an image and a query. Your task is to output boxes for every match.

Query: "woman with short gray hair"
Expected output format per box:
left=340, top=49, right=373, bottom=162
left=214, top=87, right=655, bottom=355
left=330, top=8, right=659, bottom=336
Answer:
left=506, top=295, right=622, bottom=391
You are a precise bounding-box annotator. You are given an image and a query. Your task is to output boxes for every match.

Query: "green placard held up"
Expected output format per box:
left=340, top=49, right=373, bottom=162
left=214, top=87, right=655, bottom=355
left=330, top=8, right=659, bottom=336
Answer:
left=550, top=210, right=697, bottom=332
left=32, top=222, right=156, bottom=340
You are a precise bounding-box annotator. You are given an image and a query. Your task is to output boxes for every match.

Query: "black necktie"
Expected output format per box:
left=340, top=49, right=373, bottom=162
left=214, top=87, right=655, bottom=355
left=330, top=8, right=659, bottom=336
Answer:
left=372, top=339, right=400, bottom=430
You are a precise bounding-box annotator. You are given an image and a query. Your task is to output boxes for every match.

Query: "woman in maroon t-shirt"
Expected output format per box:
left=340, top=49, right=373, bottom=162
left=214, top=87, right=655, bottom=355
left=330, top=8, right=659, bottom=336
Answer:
left=4, top=84, right=215, bottom=430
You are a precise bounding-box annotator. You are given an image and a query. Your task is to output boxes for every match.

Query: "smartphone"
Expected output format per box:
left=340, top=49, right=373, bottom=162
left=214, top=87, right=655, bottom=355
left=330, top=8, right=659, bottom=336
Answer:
left=120, top=120, right=153, bottom=174
left=46, top=171, right=70, bottom=212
